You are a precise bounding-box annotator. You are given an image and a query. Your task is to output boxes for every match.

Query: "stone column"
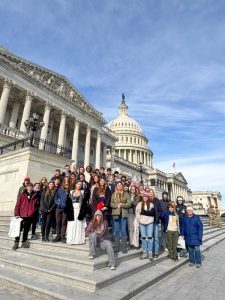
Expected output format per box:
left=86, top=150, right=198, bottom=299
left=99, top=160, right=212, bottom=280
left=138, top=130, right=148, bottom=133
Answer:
left=84, top=126, right=91, bottom=167
left=20, top=91, right=34, bottom=132
left=57, top=111, right=67, bottom=153
left=0, top=78, right=13, bottom=124
left=134, top=150, right=138, bottom=164
left=128, top=149, right=132, bottom=162
left=9, top=101, right=20, bottom=128
left=71, top=119, right=80, bottom=164
left=102, top=143, right=107, bottom=168
left=95, top=131, right=101, bottom=169
left=124, top=149, right=127, bottom=160
left=39, top=102, right=51, bottom=150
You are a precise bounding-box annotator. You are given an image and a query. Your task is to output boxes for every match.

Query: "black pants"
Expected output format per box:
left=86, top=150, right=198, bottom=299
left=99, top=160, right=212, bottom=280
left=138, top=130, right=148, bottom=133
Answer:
left=31, top=211, right=39, bottom=235
left=15, top=217, right=32, bottom=242
left=41, top=212, right=53, bottom=238
left=56, top=208, right=67, bottom=239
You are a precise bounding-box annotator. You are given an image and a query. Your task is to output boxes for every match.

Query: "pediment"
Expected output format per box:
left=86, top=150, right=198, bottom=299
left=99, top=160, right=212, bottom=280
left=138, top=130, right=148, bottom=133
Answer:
left=0, top=46, right=104, bottom=123
left=174, top=172, right=188, bottom=184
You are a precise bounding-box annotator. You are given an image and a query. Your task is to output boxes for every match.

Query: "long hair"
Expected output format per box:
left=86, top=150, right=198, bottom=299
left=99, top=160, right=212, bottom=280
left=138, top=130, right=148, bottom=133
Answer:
left=95, top=179, right=107, bottom=195
left=45, top=184, right=56, bottom=197
left=61, top=177, right=70, bottom=191
left=92, top=214, right=103, bottom=230
left=114, top=182, right=124, bottom=200
left=141, top=195, right=151, bottom=211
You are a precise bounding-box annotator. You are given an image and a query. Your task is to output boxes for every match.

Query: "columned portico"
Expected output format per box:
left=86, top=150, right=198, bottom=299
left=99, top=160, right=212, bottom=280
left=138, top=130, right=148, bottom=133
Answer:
left=20, top=91, right=34, bottom=132
left=57, top=111, right=67, bottom=153
left=95, top=131, right=101, bottom=169
left=84, top=126, right=91, bottom=167
left=71, top=119, right=80, bottom=164
left=0, top=78, right=13, bottom=124
left=39, top=102, right=51, bottom=150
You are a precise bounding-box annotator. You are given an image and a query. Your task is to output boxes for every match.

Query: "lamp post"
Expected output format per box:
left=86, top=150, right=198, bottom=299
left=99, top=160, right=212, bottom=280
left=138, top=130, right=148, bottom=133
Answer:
left=139, top=162, right=143, bottom=186
left=24, top=113, right=45, bottom=147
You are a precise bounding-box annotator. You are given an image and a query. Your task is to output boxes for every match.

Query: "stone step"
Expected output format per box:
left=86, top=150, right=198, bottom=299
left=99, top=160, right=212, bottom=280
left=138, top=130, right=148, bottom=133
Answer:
left=0, top=226, right=224, bottom=294
left=1, top=231, right=225, bottom=300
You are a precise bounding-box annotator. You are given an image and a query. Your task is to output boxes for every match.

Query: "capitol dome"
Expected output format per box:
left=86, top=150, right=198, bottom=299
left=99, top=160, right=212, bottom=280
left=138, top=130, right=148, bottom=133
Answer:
left=107, top=94, right=153, bottom=167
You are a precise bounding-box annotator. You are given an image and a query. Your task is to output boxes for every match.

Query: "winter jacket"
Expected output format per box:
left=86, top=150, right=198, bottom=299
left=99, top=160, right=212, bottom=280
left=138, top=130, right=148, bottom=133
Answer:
left=159, top=199, right=170, bottom=218
left=136, top=202, right=155, bottom=225
left=163, top=211, right=180, bottom=233
left=176, top=204, right=187, bottom=230
left=128, top=194, right=142, bottom=214
left=14, top=190, right=39, bottom=218
left=86, top=220, right=108, bottom=242
left=181, top=214, right=203, bottom=246
left=66, top=189, right=89, bottom=221
left=110, top=191, right=131, bottom=218
left=91, top=187, right=111, bottom=217
left=142, top=197, right=161, bottom=224
left=39, top=190, right=56, bottom=213
left=54, top=187, right=69, bottom=209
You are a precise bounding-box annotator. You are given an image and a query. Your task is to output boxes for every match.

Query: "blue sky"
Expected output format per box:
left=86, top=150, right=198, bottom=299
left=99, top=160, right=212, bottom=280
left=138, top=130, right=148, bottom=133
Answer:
left=0, top=0, right=225, bottom=206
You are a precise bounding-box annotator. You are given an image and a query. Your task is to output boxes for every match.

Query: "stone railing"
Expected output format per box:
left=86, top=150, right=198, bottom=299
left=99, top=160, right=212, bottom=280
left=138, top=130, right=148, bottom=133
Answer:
left=102, top=126, right=118, bottom=140
left=0, top=124, right=28, bottom=139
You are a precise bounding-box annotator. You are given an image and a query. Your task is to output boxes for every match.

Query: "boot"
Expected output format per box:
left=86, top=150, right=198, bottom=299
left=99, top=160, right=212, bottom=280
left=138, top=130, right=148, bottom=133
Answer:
left=53, top=235, right=61, bottom=243
left=21, top=241, right=30, bottom=248
left=148, top=252, right=154, bottom=261
left=42, top=236, right=45, bottom=242
left=121, top=237, right=128, bottom=254
left=12, top=241, right=19, bottom=251
left=114, top=237, right=120, bottom=253
left=61, top=235, right=66, bottom=243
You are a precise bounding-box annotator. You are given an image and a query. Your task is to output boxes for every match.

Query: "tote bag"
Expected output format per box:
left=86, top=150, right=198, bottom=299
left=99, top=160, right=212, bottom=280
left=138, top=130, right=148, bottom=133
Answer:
left=177, top=236, right=186, bottom=249
left=8, top=217, right=23, bottom=238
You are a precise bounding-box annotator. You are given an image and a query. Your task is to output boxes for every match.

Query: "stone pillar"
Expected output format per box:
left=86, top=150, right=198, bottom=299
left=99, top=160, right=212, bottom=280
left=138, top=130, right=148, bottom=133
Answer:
left=124, top=149, right=127, bottom=160
left=134, top=150, right=138, bottom=164
left=71, top=119, right=80, bottom=164
left=95, top=131, right=101, bottom=169
left=0, top=78, right=13, bottom=124
left=20, top=91, right=34, bottom=132
left=102, top=143, right=107, bottom=168
left=9, top=101, right=20, bottom=128
left=84, top=126, right=91, bottom=167
left=39, top=102, right=51, bottom=150
left=128, top=149, right=132, bottom=162
left=57, top=111, right=67, bottom=153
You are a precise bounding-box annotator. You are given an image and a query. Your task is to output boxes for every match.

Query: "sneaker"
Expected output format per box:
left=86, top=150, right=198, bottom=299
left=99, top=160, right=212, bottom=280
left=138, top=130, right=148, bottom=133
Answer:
left=21, top=241, right=30, bottom=248
left=153, top=254, right=159, bottom=258
left=110, top=265, right=116, bottom=270
left=173, top=257, right=179, bottom=262
left=53, top=236, right=61, bottom=243
left=89, top=256, right=94, bottom=259
left=140, top=252, right=148, bottom=259
left=196, top=264, right=201, bottom=268
left=189, top=263, right=195, bottom=267
left=41, top=236, right=45, bottom=242
left=45, top=237, right=50, bottom=242
left=30, top=234, right=36, bottom=240
left=148, top=253, right=154, bottom=261
left=61, top=238, right=66, bottom=243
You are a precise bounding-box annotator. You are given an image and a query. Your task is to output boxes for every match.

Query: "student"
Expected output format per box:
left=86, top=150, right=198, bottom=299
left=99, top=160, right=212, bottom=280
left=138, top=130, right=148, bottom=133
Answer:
left=110, top=182, right=131, bottom=253
left=39, top=181, right=56, bottom=242
left=181, top=206, right=203, bottom=268
left=163, top=202, right=179, bottom=261
left=176, top=196, right=187, bottom=257
left=136, top=193, right=155, bottom=260
left=13, top=183, right=39, bottom=250
left=86, top=210, right=116, bottom=270
left=160, top=191, right=171, bottom=251
left=91, top=178, right=111, bottom=219
left=31, top=182, right=41, bottom=240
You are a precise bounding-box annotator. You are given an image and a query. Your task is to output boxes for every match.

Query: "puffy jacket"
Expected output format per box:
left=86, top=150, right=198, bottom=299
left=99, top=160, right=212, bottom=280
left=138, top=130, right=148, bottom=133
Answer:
left=163, top=211, right=180, bottom=233
left=181, top=214, right=203, bottom=246
left=110, top=191, right=131, bottom=218
left=54, top=187, right=69, bottom=209
left=14, top=190, right=39, bottom=218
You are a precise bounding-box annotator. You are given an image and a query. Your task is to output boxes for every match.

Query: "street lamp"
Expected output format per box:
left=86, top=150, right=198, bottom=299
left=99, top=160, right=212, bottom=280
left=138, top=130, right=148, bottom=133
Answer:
left=24, top=113, right=45, bottom=147
left=139, top=162, right=143, bottom=186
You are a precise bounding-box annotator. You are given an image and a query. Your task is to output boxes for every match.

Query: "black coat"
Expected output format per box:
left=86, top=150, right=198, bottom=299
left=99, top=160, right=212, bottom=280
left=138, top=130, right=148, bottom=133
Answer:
left=39, top=190, right=56, bottom=213
left=66, top=189, right=90, bottom=221
left=142, top=197, right=162, bottom=224
left=91, top=187, right=111, bottom=217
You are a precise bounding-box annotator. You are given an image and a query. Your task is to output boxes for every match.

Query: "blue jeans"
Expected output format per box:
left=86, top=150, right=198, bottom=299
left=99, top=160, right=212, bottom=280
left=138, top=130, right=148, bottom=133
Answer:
left=187, top=245, right=202, bottom=265
left=139, top=223, right=154, bottom=253
left=153, top=223, right=159, bottom=254
left=113, top=216, right=127, bottom=238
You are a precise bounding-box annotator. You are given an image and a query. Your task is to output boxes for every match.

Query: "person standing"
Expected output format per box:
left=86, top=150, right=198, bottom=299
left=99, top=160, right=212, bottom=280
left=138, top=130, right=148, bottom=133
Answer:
left=86, top=210, right=116, bottom=270
left=163, top=202, right=180, bottom=261
left=176, top=196, right=187, bottom=257
left=160, top=191, right=170, bottom=251
left=91, top=178, right=111, bottom=219
left=66, top=181, right=88, bottom=245
left=136, top=193, right=155, bottom=261
left=13, top=183, right=39, bottom=250
left=128, top=186, right=141, bottom=249
left=30, top=182, right=41, bottom=240
left=39, top=181, right=56, bottom=242
left=207, top=205, right=215, bottom=228
left=17, top=177, right=31, bottom=198
left=110, top=182, right=131, bottom=253
left=181, top=206, right=203, bottom=268
left=214, top=206, right=222, bottom=228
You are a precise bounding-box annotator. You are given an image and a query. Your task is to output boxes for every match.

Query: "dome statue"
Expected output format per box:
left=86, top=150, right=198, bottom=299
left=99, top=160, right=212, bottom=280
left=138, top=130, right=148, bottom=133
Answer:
left=107, top=94, right=153, bottom=167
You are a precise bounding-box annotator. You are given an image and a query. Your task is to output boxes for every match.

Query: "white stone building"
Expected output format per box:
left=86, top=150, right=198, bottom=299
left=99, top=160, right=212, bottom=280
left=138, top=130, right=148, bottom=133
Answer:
left=191, top=191, right=222, bottom=212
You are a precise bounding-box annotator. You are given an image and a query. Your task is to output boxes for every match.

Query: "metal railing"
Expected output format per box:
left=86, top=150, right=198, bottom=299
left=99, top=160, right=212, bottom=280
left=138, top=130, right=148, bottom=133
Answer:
left=0, top=136, right=72, bottom=159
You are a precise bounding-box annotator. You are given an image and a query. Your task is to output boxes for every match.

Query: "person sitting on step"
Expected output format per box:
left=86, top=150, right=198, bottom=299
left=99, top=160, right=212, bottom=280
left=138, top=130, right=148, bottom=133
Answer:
left=86, top=210, right=116, bottom=270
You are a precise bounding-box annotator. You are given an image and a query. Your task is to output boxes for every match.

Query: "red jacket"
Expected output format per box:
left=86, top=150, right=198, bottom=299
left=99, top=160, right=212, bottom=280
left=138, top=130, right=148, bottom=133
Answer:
left=14, top=190, right=39, bottom=218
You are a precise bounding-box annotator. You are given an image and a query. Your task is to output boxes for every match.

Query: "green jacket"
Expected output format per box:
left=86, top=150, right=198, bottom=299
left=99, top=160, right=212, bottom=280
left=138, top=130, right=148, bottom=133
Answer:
left=110, top=191, right=131, bottom=218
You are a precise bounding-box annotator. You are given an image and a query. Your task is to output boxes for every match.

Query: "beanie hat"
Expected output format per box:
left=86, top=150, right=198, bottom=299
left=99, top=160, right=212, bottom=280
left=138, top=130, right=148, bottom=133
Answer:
left=187, top=206, right=193, bottom=211
left=177, top=196, right=184, bottom=201
left=24, top=177, right=30, bottom=182
left=94, top=210, right=103, bottom=216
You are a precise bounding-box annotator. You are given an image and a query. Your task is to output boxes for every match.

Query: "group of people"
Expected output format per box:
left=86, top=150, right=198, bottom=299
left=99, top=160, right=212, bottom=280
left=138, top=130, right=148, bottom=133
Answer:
left=13, top=164, right=203, bottom=270
left=207, top=205, right=222, bottom=228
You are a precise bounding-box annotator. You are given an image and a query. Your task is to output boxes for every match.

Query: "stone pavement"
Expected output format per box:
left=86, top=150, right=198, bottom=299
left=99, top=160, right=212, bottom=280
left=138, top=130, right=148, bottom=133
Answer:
left=0, top=284, right=40, bottom=300
left=132, top=239, right=225, bottom=300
